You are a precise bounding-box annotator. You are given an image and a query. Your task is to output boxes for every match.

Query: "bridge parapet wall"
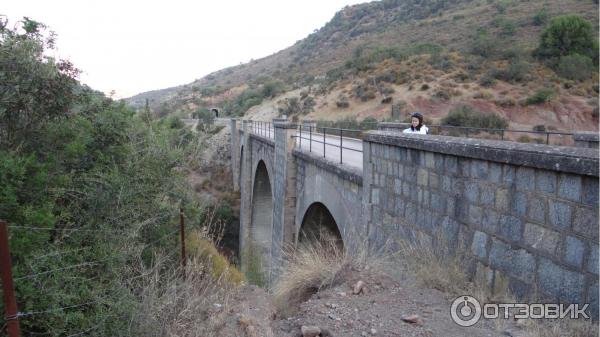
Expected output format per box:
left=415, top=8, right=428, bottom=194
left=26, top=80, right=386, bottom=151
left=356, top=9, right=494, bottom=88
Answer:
left=363, top=131, right=599, bottom=315
left=293, top=150, right=365, bottom=251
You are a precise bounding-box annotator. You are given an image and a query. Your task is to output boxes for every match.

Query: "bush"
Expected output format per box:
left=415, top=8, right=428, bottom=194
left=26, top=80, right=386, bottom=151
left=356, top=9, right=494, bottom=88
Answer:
left=429, top=52, right=453, bottom=71
left=360, top=117, right=378, bottom=130
left=533, top=8, right=549, bottom=26
left=336, top=100, right=350, bottom=108
left=193, top=109, right=215, bottom=131
left=471, top=32, right=497, bottom=58
left=526, top=88, right=554, bottom=105
left=420, top=83, right=430, bottom=91
left=353, top=82, right=377, bottom=101
left=496, top=61, right=531, bottom=83
left=532, top=124, right=546, bottom=132
left=434, top=89, right=451, bottom=101
left=556, top=54, right=594, bottom=81
left=536, top=15, right=596, bottom=61
left=302, top=96, right=316, bottom=114
left=261, top=80, right=285, bottom=98
left=442, top=105, right=508, bottom=129
left=479, top=72, right=497, bottom=87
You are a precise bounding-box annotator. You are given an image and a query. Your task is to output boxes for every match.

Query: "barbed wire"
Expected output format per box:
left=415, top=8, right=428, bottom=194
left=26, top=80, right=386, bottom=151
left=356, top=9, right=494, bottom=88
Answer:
left=32, top=246, right=92, bottom=260
left=8, top=225, right=123, bottom=233
left=17, top=301, right=98, bottom=318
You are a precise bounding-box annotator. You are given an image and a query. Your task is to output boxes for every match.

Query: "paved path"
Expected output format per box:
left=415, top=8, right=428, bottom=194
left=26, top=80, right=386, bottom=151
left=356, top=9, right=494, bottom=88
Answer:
left=247, top=123, right=364, bottom=170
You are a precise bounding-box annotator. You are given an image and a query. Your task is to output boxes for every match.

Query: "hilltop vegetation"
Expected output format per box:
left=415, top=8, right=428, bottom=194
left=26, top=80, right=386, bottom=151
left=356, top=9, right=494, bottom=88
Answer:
left=128, top=0, right=598, bottom=132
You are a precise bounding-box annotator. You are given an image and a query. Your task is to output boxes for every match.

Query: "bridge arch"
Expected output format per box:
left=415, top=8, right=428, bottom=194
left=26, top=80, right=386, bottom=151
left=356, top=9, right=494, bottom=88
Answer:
left=299, top=202, right=344, bottom=249
left=248, top=160, right=273, bottom=284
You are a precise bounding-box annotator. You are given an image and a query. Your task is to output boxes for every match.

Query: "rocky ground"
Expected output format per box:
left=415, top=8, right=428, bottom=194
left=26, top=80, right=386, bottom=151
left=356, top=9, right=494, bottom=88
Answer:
left=214, top=264, right=527, bottom=337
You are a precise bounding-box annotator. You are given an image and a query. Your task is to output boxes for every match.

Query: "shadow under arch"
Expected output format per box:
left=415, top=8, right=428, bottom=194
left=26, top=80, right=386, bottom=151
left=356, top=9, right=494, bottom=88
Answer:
left=298, top=202, right=344, bottom=250
left=248, top=160, right=273, bottom=285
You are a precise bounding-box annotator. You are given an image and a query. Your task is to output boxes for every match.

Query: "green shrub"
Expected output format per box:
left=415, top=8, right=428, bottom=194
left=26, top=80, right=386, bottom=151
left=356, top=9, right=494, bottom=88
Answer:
left=471, top=32, right=497, bottom=58
left=261, top=80, right=286, bottom=98
left=429, top=52, right=453, bottom=71
left=496, top=61, right=531, bottom=83
left=360, top=117, right=378, bottom=130
left=442, top=105, right=508, bottom=129
left=526, top=88, right=554, bottom=105
left=501, top=21, right=516, bottom=36
left=533, top=8, right=549, bottom=26
left=532, top=125, right=546, bottom=132
left=479, top=72, right=497, bottom=87
left=536, top=15, right=596, bottom=61
left=556, top=54, right=594, bottom=81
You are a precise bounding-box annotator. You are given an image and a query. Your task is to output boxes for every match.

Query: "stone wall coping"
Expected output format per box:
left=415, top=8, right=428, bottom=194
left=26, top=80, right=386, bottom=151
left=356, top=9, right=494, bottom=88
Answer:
left=249, top=133, right=275, bottom=147
left=364, top=131, right=599, bottom=176
left=292, top=149, right=363, bottom=185
left=273, top=121, right=297, bottom=129
left=377, top=122, right=411, bottom=128
left=574, top=132, right=599, bottom=142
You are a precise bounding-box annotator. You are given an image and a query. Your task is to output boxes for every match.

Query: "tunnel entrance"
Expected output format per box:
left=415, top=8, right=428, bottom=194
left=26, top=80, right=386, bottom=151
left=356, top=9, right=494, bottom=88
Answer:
left=212, top=108, right=219, bottom=118
left=248, top=160, right=273, bottom=285
left=299, top=202, right=343, bottom=249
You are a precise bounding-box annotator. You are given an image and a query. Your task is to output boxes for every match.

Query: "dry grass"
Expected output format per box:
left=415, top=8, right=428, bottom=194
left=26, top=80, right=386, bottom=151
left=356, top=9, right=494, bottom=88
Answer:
left=522, top=318, right=598, bottom=337
left=129, top=214, right=244, bottom=337
left=396, top=230, right=507, bottom=304
left=272, top=236, right=389, bottom=316
left=395, top=230, right=598, bottom=337
left=128, top=257, right=237, bottom=337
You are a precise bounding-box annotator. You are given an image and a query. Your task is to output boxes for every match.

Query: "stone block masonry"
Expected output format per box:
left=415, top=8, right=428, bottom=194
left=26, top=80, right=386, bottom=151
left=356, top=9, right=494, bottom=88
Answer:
left=363, top=131, right=599, bottom=317
left=232, top=120, right=599, bottom=318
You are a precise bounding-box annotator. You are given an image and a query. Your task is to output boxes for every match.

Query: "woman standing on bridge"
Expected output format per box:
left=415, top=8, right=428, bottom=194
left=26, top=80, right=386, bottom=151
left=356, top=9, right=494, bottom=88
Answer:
left=403, top=112, right=429, bottom=134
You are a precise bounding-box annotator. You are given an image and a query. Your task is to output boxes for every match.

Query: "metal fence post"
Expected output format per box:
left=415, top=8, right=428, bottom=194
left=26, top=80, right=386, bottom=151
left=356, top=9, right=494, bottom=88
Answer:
left=323, top=127, right=326, bottom=158
left=340, top=129, right=343, bottom=164
left=0, top=221, right=20, bottom=337
left=309, top=126, right=312, bottom=153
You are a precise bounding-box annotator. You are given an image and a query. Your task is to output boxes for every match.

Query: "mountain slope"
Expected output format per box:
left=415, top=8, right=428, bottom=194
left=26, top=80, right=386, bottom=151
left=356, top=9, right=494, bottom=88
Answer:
left=125, top=0, right=599, bottom=132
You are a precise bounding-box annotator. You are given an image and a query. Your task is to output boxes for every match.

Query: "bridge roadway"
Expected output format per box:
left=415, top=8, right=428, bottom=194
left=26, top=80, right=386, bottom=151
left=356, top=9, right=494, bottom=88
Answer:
left=248, top=124, right=364, bottom=170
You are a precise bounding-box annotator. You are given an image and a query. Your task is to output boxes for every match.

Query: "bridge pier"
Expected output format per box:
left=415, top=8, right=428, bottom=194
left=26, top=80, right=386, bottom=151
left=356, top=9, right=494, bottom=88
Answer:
left=230, top=118, right=240, bottom=192
left=239, top=119, right=253, bottom=275
left=270, top=118, right=297, bottom=283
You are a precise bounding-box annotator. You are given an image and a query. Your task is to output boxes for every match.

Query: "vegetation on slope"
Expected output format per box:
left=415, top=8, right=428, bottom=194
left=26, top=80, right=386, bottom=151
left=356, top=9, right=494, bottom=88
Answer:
left=128, top=0, right=598, bottom=132
left=0, top=17, right=238, bottom=336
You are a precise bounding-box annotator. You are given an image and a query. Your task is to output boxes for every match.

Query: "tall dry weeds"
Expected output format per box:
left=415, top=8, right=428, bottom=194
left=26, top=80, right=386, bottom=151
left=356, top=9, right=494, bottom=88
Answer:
left=395, top=230, right=598, bottom=336
left=272, top=235, right=390, bottom=316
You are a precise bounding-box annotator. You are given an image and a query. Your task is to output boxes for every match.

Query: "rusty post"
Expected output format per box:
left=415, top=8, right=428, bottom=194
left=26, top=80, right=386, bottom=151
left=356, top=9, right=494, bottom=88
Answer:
left=0, top=221, right=20, bottom=337
left=179, top=208, right=186, bottom=276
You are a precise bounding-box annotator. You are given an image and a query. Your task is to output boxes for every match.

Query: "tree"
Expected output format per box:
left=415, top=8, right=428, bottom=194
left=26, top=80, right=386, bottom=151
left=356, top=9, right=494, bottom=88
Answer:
left=0, top=17, right=79, bottom=148
left=536, top=15, right=596, bottom=60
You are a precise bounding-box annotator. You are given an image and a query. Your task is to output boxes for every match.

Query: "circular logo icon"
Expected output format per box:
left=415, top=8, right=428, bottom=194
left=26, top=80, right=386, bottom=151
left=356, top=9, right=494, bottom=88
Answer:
left=451, top=295, right=482, bottom=327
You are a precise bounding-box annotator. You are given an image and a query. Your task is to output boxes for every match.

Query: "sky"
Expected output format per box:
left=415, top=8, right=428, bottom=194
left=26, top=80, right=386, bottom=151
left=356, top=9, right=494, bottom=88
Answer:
left=4, top=0, right=367, bottom=98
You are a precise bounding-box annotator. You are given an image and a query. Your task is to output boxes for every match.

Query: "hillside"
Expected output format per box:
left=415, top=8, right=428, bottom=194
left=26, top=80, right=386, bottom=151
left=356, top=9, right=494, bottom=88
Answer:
left=125, top=0, right=599, bottom=132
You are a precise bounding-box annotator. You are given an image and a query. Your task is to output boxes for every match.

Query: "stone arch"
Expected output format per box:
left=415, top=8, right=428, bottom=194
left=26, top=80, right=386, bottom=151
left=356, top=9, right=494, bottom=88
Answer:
left=211, top=108, right=219, bottom=118
left=248, top=160, right=273, bottom=284
left=299, top=202, right=344, bottom=249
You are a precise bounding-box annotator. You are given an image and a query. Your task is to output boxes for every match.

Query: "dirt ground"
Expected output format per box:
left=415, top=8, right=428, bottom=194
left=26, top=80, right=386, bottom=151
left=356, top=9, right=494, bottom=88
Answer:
left=209, top=263, right=527, bottom=337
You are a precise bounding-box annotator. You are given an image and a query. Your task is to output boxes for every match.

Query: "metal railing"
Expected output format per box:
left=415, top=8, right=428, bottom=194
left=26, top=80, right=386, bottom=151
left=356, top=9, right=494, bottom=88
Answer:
left=294, top=125, right=364, bottom=166
left=249, top=121, right=274, bottom=140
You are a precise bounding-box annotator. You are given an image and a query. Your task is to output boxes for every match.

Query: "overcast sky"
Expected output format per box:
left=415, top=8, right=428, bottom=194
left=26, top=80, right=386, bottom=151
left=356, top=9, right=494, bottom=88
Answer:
left=4, top=0, right=366, bottom=98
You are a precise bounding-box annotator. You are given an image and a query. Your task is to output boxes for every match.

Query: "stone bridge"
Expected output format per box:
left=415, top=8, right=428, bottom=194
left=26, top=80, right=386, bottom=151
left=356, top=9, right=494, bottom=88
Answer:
left=229, top=118, right=599, bottom=316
